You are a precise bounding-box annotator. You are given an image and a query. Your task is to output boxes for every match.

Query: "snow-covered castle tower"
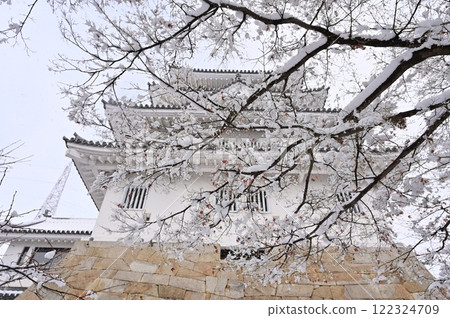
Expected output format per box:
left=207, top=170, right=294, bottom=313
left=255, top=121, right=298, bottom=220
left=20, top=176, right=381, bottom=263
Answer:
left=64, top=69, right=337, bottom=244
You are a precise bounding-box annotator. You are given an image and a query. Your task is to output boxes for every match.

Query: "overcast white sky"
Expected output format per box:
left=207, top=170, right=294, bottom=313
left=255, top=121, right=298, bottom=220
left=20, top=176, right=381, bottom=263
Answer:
left=0, top=1, right=257, bottom=223
left=0, top=2, right=98, bottom=220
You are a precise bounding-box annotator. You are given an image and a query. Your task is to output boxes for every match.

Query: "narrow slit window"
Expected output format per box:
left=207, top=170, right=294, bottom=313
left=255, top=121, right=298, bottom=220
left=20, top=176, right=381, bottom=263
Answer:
left=249, top=190, right=269, bottom=213
left=337, top=192, right=361, bottom=214
left=122, top=186, right=148, bottom=210
left=217, top=189, right=237, bottom=212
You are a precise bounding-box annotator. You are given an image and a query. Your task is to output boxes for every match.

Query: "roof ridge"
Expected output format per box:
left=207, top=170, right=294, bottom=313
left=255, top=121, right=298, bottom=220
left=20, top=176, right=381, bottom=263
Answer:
left=192, top=68, right=265, bottom=74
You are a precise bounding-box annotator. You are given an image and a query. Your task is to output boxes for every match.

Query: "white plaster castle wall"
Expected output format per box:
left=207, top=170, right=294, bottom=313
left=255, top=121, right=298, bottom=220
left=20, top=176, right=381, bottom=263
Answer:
left=91, top=169, right=335, bottom=244
left=1, top=244, right=25, bottom=266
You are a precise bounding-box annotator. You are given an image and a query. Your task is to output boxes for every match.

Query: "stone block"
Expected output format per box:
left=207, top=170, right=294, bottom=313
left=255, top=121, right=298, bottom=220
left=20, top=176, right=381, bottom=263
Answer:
left=225, top=280, right=245, bottom=299
left=403, top=280, right=427, bottom=293
left=70, top=241, right=90, bottom=256
left=411, top=292, right=424, bottom=300
left=350, top=253, right=375, bottom=264
left=305, top=264, right=324, bottom=273
left=198, top=253, right=219, bottom=262
left=216, top=268, right=243, bottom=280
left=276, top=284, right=314, bottom=297
left=93, top=258, right=130, bottom=271
left=96, top=292, right=125, bottom=300
left=16, top=289, right=40, bottom=300
left=317, top=252, right=340, bottom=263
left=148, top=251, right=166, bottom=264
left=136, top=248, right=157, bottom=262
left=124, top=282, right=158, bottom=296
left=244, top=295, right=280, bottom=300
left=176, top=267, right=205, bottom=279
left=141, top=273, right=170, bottom=285
left=202, top=244, right=221, bottom=255
left=183, top=245, right=219, bottom=260
left=184, top=291, right=209, bottom=300
left=183, top=252, right=200, bottom=263
left=346, top=264, right=376, bottom=274
left=307, top=272, right=334, bottom=284
left=382, top=275, right=402, bottom=284
left=85, top=278, right=105, bottom=292
left=100, top=269, right=118, bottom=279
left=206, top=276, right=217, bottom=293
left=127, top=294, right=162, bottom=300
left=345, top=285, right=382, bottom=299
left=44, top=282, right=70, bottom=294
left=65, top=269, right=105, bottom=290
left=101, top=278, right=128, bottom=293
left=169, top=276, right=205, bottom=293
left=120, top=248, right=140, bottom=263
left=85, top=241, right=116, bottom=248
left=156, top=261, right=177, bottom=275
left=206, top=276, right=227, bottom=294
left=322, top=263, right=348, bottom=273
left=178, top=260, right=195, bottom=270
left=215, top=277, right=228, bottom=294
left=158, top=285, right=186, bottom=299
left=210, top=294, right=233, bottom=300
left=312, top=286, right=333, bottom=299
left=53, top=267, right=75, bottom=280
left=330, top=286, right=348, bottom=300
left=244, top=283, right=276, bottom=297
left=59, top=255, right=85, bottom=268
left=378, top=284, right=414, bottom=300
left=285, top=273, right=311, bottom=285
left=106, top=246, right=131, bottom=259
left=77, top=257, right=97, bottom=270
left=88, top=247, right=111, bottom=258
left=281, top=296, right=311, bottom=300
left=63, top=288, right=84, bottom=300
left=332, top=272, right=363, bottom=285
left=376, top=250, right=401, bottom=262
left=113, top=270, right=144, bottom=282
left=129, top=260, right=159, bottom=273
left=193, top=262, right=219, bottom=276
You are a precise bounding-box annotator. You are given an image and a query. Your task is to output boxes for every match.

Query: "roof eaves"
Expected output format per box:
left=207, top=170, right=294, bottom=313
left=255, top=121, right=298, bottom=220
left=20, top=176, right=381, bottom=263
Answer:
left=64, top=133, right=115, bottom=148
left=192, top=68, right=264, bottom=74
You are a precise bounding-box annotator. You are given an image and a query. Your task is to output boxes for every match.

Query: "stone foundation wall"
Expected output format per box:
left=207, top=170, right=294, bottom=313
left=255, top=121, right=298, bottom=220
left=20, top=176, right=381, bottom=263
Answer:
left=17, top=241, right=446, bottom=300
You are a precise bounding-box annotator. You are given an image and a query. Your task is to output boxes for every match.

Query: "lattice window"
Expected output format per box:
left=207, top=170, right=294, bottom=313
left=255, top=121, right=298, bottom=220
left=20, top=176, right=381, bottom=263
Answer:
left=249, top=190, right=269, bottom=213
left=31, top=247, right=70, bottom=268
left=215, top=189, right=269, bottom=213
left=218, top=138, right=237, bottom=151
left=217, top=189, right=237, bottom=212
left=122, top=186, right=148, bottom=210
left=337, top=192, right=361, bottom=213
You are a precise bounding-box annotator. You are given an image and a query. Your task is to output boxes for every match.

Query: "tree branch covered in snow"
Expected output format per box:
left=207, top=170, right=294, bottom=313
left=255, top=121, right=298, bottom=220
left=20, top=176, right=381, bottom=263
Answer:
left=5, top=0, right=450, bottom=288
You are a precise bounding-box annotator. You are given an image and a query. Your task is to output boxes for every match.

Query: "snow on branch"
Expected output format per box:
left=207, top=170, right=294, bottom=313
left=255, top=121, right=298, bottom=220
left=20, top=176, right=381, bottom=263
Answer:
left=342, top=44, right=450, bottom=122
